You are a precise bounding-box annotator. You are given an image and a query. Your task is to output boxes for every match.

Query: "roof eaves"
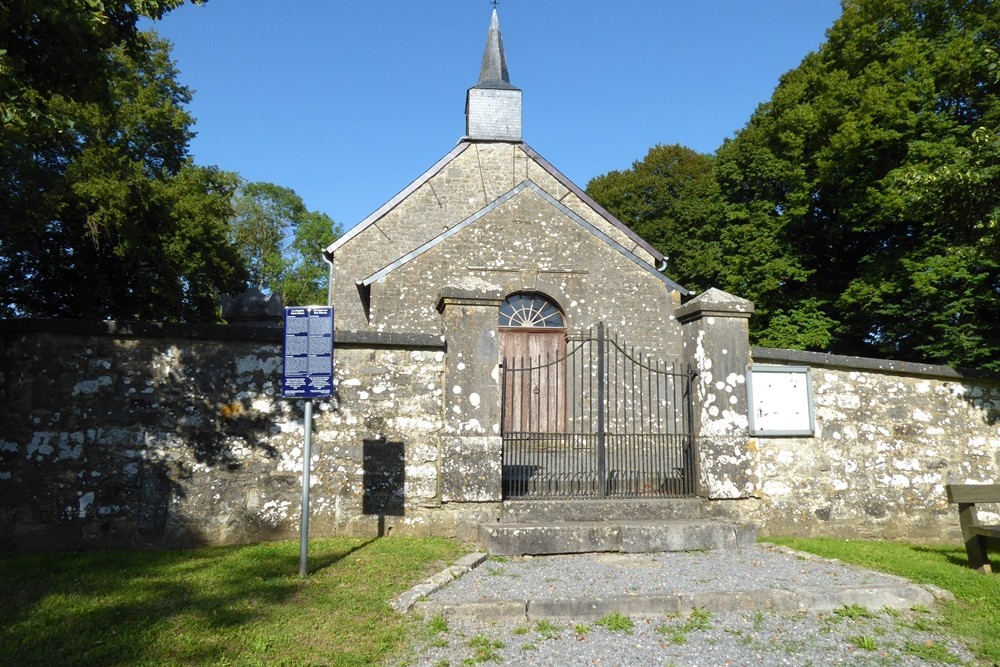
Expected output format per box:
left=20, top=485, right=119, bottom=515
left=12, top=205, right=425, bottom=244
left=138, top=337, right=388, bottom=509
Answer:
left=526, top=183, right=690, bottom=296
left=323, top=141, right=472, bottom=258
left=360, top=180, right=690, bottom=296
left=519, top=143, right=665, bottom=264
left=360, top=181, right=532, bottom=287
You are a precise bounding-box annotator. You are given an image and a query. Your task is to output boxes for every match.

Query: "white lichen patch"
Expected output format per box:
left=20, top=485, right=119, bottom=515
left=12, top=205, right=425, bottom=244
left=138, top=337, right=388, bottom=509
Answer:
left=72, top=376, right=112, bottom=395
left=259, top=499, right=294, bottom=525
left=77, top=491, right=95, bottom=518
left=762, top=480, right=791, bottom=496
left=235, top=355, right=281, bottom=375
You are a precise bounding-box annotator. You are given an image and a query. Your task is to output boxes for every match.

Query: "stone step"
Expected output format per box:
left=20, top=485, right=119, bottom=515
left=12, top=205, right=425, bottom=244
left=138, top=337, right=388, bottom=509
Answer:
left=499, top=498, right=705, bottom=523
left=478, top=519, right=755, bottom=556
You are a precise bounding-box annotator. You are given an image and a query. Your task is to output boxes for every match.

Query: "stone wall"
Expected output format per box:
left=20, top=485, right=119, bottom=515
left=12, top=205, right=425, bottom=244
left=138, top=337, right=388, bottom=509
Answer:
left=4, top=317, right=1000, bottom=552
left=729, top=347, right=1000, bottom=541
left=0, top=320, right=498, bottom=552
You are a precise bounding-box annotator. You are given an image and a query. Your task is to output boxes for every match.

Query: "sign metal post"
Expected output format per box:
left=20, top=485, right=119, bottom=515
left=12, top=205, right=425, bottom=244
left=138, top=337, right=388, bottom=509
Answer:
left=281, top=306, right=334, bottom=577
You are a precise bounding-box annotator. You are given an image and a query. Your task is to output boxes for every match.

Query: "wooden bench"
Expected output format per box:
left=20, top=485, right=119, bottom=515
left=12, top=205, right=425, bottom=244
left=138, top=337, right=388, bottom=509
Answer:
left=945, top=484, right=1000, bottom=573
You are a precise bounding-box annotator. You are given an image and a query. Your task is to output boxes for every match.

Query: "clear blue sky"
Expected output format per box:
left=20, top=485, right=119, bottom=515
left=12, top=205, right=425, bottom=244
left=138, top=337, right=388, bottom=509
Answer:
left=150, top=1, right=844, bottom=230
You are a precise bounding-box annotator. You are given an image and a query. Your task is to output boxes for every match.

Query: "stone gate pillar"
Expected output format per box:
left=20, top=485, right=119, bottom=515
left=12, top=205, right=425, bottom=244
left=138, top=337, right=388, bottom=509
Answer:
left=436, top=286, right=504, bottom=503
left=676, top=288, right=757, bottom=499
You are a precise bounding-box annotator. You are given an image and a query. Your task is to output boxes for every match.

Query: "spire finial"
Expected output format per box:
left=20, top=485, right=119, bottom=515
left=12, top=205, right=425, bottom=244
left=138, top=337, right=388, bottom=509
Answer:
left=466, top=3, right=521, bottom=141
left=476, top=3, right=511, bottom=87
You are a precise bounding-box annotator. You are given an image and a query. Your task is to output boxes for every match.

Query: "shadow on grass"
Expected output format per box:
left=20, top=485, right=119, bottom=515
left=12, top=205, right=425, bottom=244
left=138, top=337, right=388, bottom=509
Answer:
left=304, top=536, right=378, bottom=575
left=911, top=543, right=977, bottom=570
left=0, top=537, right=379, bottom=667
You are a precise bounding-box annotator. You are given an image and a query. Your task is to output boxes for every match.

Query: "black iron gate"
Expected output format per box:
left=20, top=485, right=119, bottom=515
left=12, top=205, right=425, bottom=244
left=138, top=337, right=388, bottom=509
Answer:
left=501, top=322, right=697, bottom=499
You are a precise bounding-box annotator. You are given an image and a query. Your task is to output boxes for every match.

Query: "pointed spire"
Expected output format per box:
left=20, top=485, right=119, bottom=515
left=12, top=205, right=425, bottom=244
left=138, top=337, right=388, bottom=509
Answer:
left=466, top=8, right=522, bottom=141
left=476, top=9, right=514, bottom=90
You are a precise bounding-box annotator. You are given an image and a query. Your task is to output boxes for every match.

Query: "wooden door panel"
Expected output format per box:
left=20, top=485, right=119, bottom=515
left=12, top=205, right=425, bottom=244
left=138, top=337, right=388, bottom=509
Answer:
left=501, top=329, right=566, bottom=433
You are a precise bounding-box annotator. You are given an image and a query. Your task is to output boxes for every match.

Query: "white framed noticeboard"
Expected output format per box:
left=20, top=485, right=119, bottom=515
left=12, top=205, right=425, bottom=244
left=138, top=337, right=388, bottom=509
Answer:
left=746, top=365, right=815, bottom=436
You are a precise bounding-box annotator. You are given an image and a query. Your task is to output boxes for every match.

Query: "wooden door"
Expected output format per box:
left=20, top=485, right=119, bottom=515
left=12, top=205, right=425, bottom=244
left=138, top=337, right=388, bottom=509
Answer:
left=500, top=328, right=566, bottom=433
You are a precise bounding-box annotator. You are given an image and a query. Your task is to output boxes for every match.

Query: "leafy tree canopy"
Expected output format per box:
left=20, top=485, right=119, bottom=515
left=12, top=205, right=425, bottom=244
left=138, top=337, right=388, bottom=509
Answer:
left=1, top=0, right=200, bottom=128
left=590, top=0, right=1000, bottom=370
left=718, top=0, right=1000, bottom=369
left=2, top=2, right=342, bottom=321
left=587, top=144, right=725, bottom=293
left=1, top=31, right=246, bottom=321
left=229, top=182, right=343, bottom=307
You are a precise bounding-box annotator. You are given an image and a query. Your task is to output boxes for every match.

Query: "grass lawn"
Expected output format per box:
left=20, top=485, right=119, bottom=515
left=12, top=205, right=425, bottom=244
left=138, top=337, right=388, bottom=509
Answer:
left=0, top=536, right=466, bottom=667
left=5, top=536, right=997, bottom=666
left=772, top=537, right=1000, bottom=665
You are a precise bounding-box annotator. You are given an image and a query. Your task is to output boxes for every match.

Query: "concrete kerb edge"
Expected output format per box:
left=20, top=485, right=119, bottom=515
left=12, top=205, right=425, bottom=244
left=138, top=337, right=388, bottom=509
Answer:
left=394, top=544, right=950, bottom=620
left=417, top=581, right=940, bottom=623
left=390, top=552, right=490, bottom=614
left=758, top=543, right=954, bottom=604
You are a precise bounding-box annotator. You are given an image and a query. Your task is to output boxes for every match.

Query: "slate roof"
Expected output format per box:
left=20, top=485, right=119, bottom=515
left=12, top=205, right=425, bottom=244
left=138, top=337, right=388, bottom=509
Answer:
left=322, top=141, right=666, bottom=267
left=358, top=179, right=689, bottom=297
left=475, top=8, right=518, bottom=91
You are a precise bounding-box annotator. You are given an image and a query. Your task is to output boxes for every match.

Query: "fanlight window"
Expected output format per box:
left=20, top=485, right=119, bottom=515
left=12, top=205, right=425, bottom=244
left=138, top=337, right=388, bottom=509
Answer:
left=499, top=293, right=564, bottom=328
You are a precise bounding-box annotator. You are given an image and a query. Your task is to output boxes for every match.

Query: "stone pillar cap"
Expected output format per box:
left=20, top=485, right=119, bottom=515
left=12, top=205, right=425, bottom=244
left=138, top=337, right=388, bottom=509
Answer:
left=676, top=287, right=755, bottom=323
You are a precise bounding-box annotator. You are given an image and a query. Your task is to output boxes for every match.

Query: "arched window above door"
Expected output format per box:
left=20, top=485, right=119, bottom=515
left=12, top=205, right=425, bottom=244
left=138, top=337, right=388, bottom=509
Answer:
left=498, top=293, right=564, bottom=328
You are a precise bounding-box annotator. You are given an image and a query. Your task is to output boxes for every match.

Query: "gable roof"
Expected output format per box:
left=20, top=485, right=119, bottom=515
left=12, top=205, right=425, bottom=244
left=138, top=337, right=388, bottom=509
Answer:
left=358, top=179, right=689, bottom=296
left=323, top=141, right=470, bottom=258
left=323, top=141, right=667, bottom=267
left=519, top=144, right=664, bottom=264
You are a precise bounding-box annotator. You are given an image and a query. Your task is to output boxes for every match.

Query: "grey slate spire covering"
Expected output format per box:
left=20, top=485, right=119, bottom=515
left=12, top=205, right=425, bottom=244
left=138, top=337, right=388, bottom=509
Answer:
left=476, top=8, right=515, bottom=90
left=466, top=8, right=522, bottom=141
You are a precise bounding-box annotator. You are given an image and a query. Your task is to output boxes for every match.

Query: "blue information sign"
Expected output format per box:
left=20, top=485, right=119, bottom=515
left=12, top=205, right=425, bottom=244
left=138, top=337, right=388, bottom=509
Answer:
left=282, top=307, right=334, bottom=399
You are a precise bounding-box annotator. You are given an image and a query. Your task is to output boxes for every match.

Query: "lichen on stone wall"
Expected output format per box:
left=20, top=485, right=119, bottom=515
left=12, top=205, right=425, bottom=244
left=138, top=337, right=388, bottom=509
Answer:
left=749, top=365, right=1000, bottom=540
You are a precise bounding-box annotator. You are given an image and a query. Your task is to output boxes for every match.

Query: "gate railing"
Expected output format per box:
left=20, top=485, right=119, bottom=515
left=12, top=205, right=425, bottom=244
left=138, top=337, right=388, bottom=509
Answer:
left=501, top=322, right=697, bottom=499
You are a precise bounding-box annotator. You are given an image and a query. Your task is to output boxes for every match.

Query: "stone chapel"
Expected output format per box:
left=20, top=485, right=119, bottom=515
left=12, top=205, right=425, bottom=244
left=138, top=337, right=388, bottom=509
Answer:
left=320, top=9, right=757, bottom=534
left=5, top=10, right=998, bottom=555
left=324, top=10, right=690, bottom=354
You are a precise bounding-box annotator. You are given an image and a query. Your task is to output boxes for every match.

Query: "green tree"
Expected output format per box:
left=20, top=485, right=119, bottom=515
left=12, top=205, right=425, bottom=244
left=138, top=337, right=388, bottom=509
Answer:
left=711, top=0, right=1000, bottom=369
left=1, top=0, right=200, bottom=128
left=586, top=144, right=725, bottom=292
left=229, top=182, right=342, bottom=306
left=0, top=32, right=246, bottom=321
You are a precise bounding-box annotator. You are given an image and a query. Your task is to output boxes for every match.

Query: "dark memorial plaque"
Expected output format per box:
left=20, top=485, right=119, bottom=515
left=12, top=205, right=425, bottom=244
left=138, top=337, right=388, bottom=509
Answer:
left=282, top=307, right=333, bottom=399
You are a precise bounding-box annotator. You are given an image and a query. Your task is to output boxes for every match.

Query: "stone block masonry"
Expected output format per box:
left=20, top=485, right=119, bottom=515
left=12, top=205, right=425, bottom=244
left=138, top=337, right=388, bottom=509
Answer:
left=3, top=319, right=1000, bottom=551
left=0, top=320, right=495, bottom=551
left=729, top=347, right=1000, bottom=541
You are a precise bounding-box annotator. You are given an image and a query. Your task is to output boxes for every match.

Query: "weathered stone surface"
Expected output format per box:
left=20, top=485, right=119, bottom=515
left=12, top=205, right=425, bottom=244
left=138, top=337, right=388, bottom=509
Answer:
left=441, top=437, right=502, bottom=503
left=498, top=499, right=704, bottom=523
left=479, top=519, right=753, bottom=556
left=3, top=314, right=1000, bottom=552
left=679, top=289, right=755, bottom=499
left=365, top=185, right=682, bottom=356
left=0, top=323, right=501, bottom=551
left=328, top=142, right=669, bottom=338
left=732, top=349, right=1000, bottom=541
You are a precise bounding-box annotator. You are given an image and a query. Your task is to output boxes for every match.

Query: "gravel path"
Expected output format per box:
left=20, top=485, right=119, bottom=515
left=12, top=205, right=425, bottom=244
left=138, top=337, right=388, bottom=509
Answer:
left=393, top=545, right=979, bottom=666
left=427, top=547, right=910, bottom=603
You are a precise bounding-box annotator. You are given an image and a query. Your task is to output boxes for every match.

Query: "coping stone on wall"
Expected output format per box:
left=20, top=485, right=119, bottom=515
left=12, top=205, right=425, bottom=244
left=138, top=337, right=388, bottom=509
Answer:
left=0, top=319, right=445, bottom=350
left=752, top=346, right=1000, bottom=385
